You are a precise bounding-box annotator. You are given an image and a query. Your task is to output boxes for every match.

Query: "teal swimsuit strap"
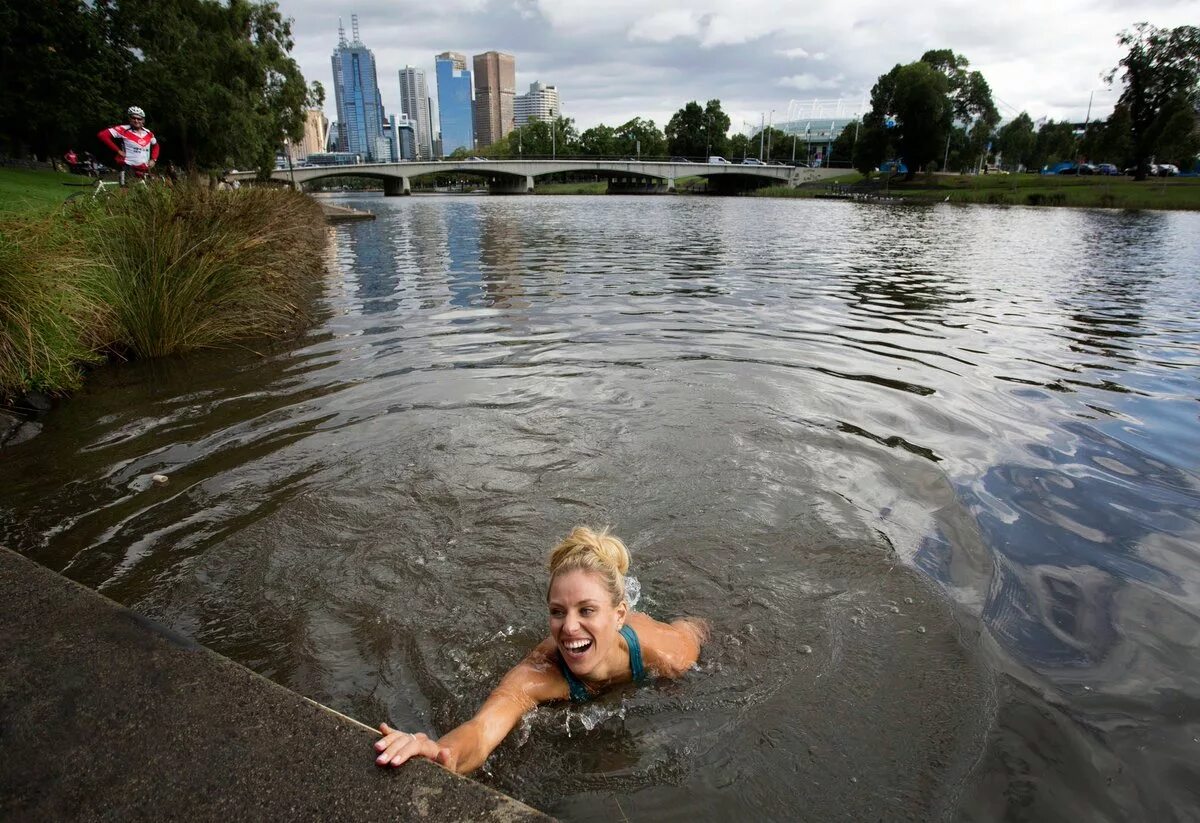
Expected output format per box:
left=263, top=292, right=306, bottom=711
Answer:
left=620, top=624, right=647, bottom=683
left=558, top=624, right=648, bottom=702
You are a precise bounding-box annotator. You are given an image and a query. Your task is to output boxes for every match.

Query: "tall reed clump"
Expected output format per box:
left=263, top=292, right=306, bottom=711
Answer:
left=0, top=217, right=107, bottom=398
left=82, top=184, right=327, bottom=359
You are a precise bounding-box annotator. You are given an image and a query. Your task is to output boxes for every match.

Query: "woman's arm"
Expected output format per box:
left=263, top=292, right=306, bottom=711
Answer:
left=375, top=638, right=566, bottom=774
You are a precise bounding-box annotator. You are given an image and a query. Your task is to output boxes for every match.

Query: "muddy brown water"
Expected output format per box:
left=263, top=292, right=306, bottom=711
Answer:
left=3, top=195, right=1199, bottom=821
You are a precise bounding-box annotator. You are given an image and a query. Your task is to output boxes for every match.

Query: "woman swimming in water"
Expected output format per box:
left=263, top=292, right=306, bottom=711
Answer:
left=374, top=526, right=709, bottom=774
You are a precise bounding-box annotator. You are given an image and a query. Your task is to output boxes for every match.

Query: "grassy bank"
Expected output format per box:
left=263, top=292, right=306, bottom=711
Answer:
left=534, top=180, right=609, bottom=195
left=756, top=171, right=1200, bottom=209
left=1, top=179, right=326, bottom=400
left=0, top=167, right=90, bottom=216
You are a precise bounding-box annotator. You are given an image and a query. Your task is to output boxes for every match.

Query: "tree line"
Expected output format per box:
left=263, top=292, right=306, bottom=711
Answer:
left=850, top=26, right=1198, bottom=180
left=0, top=0, right=309, bottom=173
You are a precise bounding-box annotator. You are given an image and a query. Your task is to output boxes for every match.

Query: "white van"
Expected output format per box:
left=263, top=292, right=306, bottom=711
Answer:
left=708, top=156, right=729, bottom=164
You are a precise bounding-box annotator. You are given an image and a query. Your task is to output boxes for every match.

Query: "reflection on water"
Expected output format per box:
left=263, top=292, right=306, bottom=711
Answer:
left=3, top=195, right=1200, bottom=821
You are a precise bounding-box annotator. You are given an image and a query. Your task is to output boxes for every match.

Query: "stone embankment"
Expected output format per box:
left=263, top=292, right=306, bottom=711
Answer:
left=0, top=547, right=549, bottom=821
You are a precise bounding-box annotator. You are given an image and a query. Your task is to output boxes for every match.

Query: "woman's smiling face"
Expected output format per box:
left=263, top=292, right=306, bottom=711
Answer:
left=548, top=569, right=627, bottom=678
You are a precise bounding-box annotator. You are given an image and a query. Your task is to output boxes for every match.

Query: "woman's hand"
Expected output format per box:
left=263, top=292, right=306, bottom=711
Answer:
left=374, top=722, right=457, bottom=770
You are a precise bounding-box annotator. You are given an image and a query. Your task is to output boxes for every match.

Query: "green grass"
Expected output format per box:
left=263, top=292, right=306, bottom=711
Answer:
left=0, top=216, right=106, bottom=395
left=761, top=170, right=1200, bottom=209
left=535, top=181, right=609, bottom=194
left=1, top=181, right=328, bottom=400
left=0, top=167, right=97, bottom=216
left=899, top=173, right=1200, bottom=210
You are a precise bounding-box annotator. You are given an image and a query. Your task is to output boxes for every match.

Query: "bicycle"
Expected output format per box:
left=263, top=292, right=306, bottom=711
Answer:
left=62, top=169, right=149, bottom=211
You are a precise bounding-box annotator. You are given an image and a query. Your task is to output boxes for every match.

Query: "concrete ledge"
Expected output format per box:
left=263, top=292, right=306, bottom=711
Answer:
left=0, top=547, right=550, bottom=821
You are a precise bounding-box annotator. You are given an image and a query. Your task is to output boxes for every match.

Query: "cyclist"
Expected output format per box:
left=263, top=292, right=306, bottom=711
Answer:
left=97, top=106, right=159, bottom=185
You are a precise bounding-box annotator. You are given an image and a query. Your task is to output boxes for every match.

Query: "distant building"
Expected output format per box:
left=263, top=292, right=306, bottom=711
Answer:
left=514, top=81, right=559, bottom=127
left=435, top=51, right=474, bottom=157
left=473, top=51, right=515, bottom=147
left=384, top=114, right=417, bottom=161
left=330, top=16, right=387, bottom=161
left=398, top=66, right=433, bottom=159
left=298, top=109, right=330, bottom=159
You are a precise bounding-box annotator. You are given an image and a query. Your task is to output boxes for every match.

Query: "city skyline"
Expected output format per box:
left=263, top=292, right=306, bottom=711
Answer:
left=285, top=1, right=1196, bottom=138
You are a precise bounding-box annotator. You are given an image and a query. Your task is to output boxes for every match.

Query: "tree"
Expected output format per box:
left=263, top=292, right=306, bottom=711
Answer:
left=306, top=81, right=325, bottom=109
left=666, top=99, right=729, bottom=158
left=828, top=122, right=856, bottom=166
left=614, top=117, right=665, bottom=158
left=113, top=0, right=309, bottom=173
left=1029, top=120, right=1077, bottom=170
left=494, top=117, right=578, bottom=157
left=995, top=112, right=1035, bottom=170
left=579, top=124, right=618, bottom=156
left=863, top=61, right=953, bottom=177
left=1107, top=23, right=1200, bottom=179
left=0, top=0, right=130, bottom=157
left=747, top=127, right=792, bottom=162
left=729, top=133, right=751, bottom=161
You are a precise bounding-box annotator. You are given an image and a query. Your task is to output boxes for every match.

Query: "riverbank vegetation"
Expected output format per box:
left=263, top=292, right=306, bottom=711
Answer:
left=753, top=172, right=1200, bottom=210
left=1, top=184, right=325, bottom=400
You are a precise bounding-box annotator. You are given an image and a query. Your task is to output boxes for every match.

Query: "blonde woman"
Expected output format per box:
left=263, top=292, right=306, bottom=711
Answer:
left=374, top=526, right=708, bottom=774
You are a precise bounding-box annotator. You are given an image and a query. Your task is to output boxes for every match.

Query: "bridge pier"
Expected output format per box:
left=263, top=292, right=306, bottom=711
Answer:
left=383, top=177, right=411, bottom=196
left=488, top=175, right=534, bottom=195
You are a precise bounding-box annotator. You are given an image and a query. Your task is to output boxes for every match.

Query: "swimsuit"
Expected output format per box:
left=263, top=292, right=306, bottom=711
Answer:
left=558, top=624, right=647, bottom=702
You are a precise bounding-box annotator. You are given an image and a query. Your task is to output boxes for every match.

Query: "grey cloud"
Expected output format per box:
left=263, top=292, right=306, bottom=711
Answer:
left=282, top=0, right=1190, bottom=130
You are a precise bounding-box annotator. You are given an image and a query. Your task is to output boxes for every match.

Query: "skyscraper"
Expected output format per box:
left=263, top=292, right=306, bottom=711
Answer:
left=514, top=81, right=560, bottom=127
left=330, top=16, right=386, bottom=161
left=435, top=51, right=474, bottom=157
left=472, top=51, right=515, bottom=148
left=398, top=67, right=433, bottom=159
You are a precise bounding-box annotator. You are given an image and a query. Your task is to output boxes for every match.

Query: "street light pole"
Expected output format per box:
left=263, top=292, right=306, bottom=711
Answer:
left=283, top=137, right=296, bottom=189
left=758, top=112, right=765, bottom=161
left=767, top=109, right=775, bottom=161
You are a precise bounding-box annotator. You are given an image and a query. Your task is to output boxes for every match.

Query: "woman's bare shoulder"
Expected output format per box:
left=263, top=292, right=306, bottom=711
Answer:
left=492, top=636, right=570, bottom=706
left=627, top=612, right=709, bottom=677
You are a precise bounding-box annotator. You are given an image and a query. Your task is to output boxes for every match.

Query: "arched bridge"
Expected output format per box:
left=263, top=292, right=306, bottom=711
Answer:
left=235, top=159, right=846, bottom=195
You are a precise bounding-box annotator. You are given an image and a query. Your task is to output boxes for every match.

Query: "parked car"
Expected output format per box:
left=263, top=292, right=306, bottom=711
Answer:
left=741, top=158, right=765, bottom=165
left=1157, top=164, right=1180, bottom=176
left=1096, top=163, right=1120, bottom=176
left=708, top=156, right=730, bottom=164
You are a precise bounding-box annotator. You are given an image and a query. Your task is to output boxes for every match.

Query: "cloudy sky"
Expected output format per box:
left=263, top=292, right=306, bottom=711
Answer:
left=281, top=0, right=1199, bottom=133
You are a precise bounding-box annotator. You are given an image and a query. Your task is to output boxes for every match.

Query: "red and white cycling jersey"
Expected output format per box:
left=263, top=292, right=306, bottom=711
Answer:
left=103, top=125, right=158, bottom=168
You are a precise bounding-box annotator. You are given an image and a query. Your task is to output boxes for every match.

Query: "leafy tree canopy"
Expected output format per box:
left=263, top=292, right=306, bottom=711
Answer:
left=856, top=60, right=954, bottom=176
left=0, top=0, right=308, bottom=174
left=1107, top=23, right=1200, bottom=176
left=666, top=100, right=730, bottom=158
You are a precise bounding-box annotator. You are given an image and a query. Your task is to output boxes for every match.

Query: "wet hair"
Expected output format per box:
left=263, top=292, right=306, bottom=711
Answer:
left=547, top=526, right=630, bottom=607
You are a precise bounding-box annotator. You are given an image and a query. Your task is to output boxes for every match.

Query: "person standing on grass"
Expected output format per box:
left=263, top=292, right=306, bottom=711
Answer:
left=97, top=106, right=159, bottom=185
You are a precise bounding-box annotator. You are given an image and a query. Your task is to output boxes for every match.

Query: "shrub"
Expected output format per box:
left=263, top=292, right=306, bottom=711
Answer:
left=0, top=217, right=106, bottom=398
left=81, top=184, right=326, bottom=358
left=1026, top=192, right=1067, bottom=207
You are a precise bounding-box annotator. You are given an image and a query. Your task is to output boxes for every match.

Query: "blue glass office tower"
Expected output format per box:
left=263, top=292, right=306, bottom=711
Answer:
left=435, top=51, right=474, bottom=156
left=331, top=16, right=386, bottom=161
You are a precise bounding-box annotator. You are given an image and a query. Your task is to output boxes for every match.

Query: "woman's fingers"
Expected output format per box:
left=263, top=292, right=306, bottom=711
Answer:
left=375, top=731, right=430, bottom=766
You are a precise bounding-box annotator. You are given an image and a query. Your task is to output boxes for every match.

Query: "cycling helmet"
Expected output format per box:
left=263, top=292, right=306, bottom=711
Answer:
left=127, top=106, right=146, bottom=120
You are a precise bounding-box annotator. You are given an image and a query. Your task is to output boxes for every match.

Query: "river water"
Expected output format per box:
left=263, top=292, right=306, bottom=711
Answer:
left=3, top=194, right=1199, bottom=821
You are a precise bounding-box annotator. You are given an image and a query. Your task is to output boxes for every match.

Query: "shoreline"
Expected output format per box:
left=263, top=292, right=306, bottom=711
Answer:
left=0, top=546, right=549, bottom=820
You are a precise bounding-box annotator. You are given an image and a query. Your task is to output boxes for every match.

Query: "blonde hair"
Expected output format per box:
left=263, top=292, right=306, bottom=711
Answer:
left=547, top=526, right=630, bottom=606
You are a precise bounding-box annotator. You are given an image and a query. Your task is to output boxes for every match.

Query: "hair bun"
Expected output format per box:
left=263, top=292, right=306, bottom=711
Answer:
left=547, top=526, right=631, bottom=605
